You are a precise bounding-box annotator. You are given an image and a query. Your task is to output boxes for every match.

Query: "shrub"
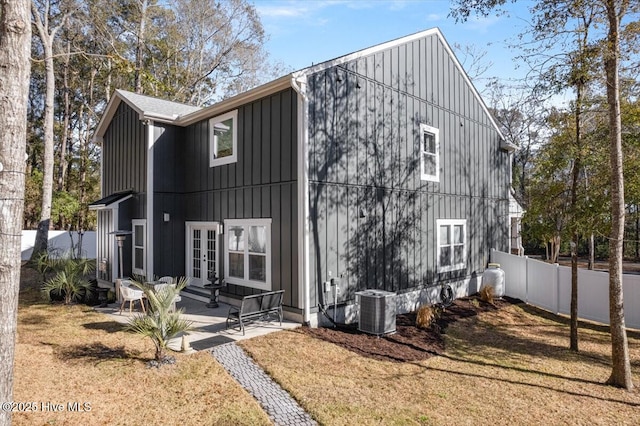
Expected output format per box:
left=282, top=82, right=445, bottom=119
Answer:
left=40, top=255, right=95, bottom=304
left=416, top=305, right=440, bottom=329
left=480, top=285, right=495, bottom=305
left=127, top=277, right=193, bottom=362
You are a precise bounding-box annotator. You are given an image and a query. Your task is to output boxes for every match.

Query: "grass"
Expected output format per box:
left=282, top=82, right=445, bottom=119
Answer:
left=14, top=264, right=640, bottom=425
left=240, top=303, right=640, bottom=425
left=13, top=268, right=270, bottom=426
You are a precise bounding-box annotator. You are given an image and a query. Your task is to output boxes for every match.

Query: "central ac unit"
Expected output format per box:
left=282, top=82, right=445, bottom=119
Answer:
left=356, top=289, right=396, bottom=335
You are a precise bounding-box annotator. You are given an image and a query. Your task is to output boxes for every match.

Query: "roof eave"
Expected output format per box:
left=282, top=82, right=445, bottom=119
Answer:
left=177, top=74, right=295, bottom=126
left=500, top=139, right=517, bottom=152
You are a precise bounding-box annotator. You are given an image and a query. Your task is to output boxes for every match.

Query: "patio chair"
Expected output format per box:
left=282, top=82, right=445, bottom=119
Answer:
left=158, top=276, right=174, bottom=284
left=116, top=279, right=134, bottom=303
left=119, top=285, right=146, bottom=314
left=154, top=283, right=181, bottom=312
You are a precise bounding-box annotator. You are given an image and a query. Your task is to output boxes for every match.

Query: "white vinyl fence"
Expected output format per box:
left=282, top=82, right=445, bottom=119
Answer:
left=21, top=230, right=96, bottom=260
left=491, top=249, right=640, bottom=330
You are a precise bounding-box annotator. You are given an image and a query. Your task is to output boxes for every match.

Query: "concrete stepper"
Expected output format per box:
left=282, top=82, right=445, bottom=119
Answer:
left=211, top=343, right=316, bottom=426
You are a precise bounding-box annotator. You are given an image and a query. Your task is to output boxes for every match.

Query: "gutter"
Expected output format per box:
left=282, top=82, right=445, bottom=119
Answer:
left=177, top=74, right=295, bottom=127
left=290, top=73, right=312, bottom=325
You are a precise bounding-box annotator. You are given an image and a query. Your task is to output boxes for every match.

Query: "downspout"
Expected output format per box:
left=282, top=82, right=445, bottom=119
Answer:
left=146, top=120, right=155, bottom=281
left=291, top=74, right=311, bottom=325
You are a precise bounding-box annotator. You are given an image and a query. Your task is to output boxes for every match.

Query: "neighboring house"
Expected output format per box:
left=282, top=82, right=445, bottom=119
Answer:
left=90, top=28, right=518, bottom=326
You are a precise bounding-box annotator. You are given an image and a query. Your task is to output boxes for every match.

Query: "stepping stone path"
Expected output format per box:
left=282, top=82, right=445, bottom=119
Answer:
left=211, top=342, right=317, bottom=426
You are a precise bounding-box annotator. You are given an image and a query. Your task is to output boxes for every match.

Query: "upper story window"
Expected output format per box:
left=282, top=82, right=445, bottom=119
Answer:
left=437, top=219, right=466, bottom=272
left=132, top=219, right=146, bottom=276
left=224, top=218, right=272, bottom=291
left=209, top=110, right=238, bottom=167
left=420, top=123, right=439, bottom=182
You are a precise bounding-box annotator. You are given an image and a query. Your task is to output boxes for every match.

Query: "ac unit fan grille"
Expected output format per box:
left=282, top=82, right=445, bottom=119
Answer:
left=357, top=290, right=396, bottom=335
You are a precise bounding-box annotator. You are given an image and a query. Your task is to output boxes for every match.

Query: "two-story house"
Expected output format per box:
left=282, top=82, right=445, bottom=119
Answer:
left=90, top=28, right=517, bottom=326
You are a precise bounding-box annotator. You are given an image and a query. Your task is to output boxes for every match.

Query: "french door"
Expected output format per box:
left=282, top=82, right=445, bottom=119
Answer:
left=185, top=222, right=219, bottom=287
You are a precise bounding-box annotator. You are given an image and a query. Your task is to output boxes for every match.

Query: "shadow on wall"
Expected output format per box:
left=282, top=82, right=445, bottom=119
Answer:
left=307, top=67, right=500, bottom=308
left=21, top=231, right=97, bottom=260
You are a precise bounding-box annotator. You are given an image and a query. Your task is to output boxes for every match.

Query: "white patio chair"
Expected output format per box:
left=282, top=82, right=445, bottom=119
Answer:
left=158, top=276, right=174, bottom=284
left=154, top=282, right=181, bottom=312
left=116, top=279, right=134, bottom=303
left=119, top=284, right=146, bottom=314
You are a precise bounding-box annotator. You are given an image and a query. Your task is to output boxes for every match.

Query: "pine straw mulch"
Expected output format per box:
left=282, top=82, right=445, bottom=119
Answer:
left=299, top=296, right=514, bottom=363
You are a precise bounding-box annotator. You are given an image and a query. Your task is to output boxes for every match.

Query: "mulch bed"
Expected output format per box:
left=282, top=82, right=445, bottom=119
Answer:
left=298, top=296, right=515, bottom=363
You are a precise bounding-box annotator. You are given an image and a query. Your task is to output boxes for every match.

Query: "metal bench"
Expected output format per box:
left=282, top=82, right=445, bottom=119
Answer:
left=226, top=290, right=285, bottom=335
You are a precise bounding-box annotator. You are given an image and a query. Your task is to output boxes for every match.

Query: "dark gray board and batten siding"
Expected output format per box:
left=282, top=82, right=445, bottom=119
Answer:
left=99, top=102, right=148, bottom=279
left=306, top=32, right=510, bottom=306
left=102, top=102, right=147, bottom=218
left=173, top=88, right=301, bottom=310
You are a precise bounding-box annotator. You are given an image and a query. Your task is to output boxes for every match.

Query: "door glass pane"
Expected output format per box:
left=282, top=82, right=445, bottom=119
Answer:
left=228, top=226, right=244, bottom=251
left=134, top=225, right=144, bottom=246
left=192, top=229, right=201, bottom=278
left=249, top=255, right=266, bottom=281
left=207, top=230, right=216, bottom=279
left=134, top=248, right=144, bottom=269
left=229, top=253, right=244, bottom=278
left=248, top=226, right=266, bottom=253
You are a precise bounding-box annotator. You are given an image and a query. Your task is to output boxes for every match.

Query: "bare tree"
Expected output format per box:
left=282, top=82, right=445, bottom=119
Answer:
left=29, top=0, right=71, bottom=260
left=134, top=0, right=148, bottom=94
left=0, top=1, right=32, bottom=424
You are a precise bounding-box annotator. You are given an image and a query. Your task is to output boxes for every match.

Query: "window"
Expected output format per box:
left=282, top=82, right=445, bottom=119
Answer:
left=437, top=219, right=466, bottom=272
left=209, top=110, right=238, bottom=167
left=420, top=123, right=439, bottom=182
left=132, top=219, right=146, bottom=276
left=224, top=218, right=272, bottom=290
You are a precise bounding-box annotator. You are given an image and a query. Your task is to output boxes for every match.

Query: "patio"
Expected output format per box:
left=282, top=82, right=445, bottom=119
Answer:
left=94, top=295, right=301, bottom=352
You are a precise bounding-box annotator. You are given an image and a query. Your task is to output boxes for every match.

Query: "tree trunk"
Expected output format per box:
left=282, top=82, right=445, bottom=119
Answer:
left=604, top=0, right=633, bottom=390
left=30, top=2, right=59, bottom=261
left=569, top=77, right=583, bottom=352
left=0, top=1, right=32, bottom=424
left=635, top=209, right=640, bottom=262
left=134, top=0, right=148, bottom=94
left=570, top=232, right=579, bottom=351
left=58, top=39, right=71, bottom=194
left=588, top=233, right=594, bottom=270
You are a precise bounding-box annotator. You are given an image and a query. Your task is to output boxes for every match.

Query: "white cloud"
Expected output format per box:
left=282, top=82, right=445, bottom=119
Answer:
left=426, top=13, right=441, bottom=22
left=256, top=4, right=308, bottom=18
left=464, top=15, right=501, bottom=33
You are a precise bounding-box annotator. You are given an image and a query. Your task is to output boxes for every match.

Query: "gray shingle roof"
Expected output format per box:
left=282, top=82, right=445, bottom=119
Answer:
left=116, top=89, right=201, bottom=119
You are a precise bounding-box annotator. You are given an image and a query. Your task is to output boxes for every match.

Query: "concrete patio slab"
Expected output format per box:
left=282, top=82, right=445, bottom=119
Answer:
left=94, top=296, right=301, bottom=351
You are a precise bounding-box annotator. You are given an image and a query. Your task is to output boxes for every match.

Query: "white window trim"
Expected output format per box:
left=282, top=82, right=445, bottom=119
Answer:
left=131, top=219, right=146, bottom=276
left=420, top=123, right=439, bottom=182
left=209, top=109, right=238, bottom=167
left=224, top=218, right=272, bottom=291
left=437, top=219, right=466, bottom=272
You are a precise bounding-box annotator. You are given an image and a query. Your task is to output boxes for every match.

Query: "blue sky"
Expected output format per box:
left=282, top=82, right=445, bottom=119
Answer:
left=252, top=0, right=534, bottom=91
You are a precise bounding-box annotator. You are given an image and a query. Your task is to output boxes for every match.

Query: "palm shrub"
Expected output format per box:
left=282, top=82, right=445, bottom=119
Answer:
left=39, top=253, right=95, bottom=304
left=127, top=277, right=193, bottom=362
